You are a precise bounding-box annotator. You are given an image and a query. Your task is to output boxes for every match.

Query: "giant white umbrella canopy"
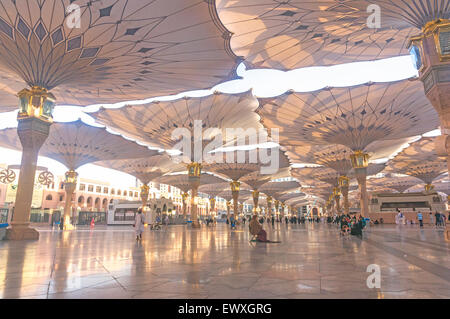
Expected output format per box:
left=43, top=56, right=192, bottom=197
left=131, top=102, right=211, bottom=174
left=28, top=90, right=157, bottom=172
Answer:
left=408, top=178, right=450, bottom=196
left=0, top=120, right=157, bottom=170
left=368, top=175, right=422, bottom=193
left=284, top=138, right=419, bottom=166
left=203, top=148, right=291, bottom=218
left=259, top=180, right=301, bottom=198
left=92, top=91, right=261, bottom=227
left=91, top=91, right=261, bottom=151
left=0, top=0, right=241, bottom=110
left=279, top=192, right=306, bottom=202
left=293, top=167, right=340, bottom=188
left=0, top=119, right=158, bottom=226
left=389, top=162, right=447, bottom=186
left=205, top=148, right=291, bottom=181
left=95, top=154, right=185, bottom=209
left=219, top=188, right=252, bottom=207
left=96, top=155, right=184, bottom=185
left=239, top=165, right=291, bottom=214
left=258, top=81, right=438, bottom=151
left=259, top=180, right=301, bottom=216
left=215, top=0, right=449, bottom=70
left=259, top=80, right=437, bottom=217
left=0, top=0, right=244, bottom=239
left=199, top=182, right=230, bottom=198
left=388, top=137, right=447, bottom=188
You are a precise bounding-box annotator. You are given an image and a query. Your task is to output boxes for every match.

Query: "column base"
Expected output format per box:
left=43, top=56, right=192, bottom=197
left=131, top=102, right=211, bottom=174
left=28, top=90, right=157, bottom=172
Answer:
left=64, top=224, right=75, bottom=231
left=191, top=221, right=201, bottom=228
left=6, top=226, right=39, bottom=240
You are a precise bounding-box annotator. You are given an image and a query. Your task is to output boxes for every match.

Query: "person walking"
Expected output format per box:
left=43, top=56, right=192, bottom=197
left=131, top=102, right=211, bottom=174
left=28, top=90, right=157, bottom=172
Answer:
left=417, top=212, right=423, bottom=228
left=435, top=212, right=441, bottom=227
left=429, top=212, right=434, bottom=226
left=134, top=208, right=145, bottom=241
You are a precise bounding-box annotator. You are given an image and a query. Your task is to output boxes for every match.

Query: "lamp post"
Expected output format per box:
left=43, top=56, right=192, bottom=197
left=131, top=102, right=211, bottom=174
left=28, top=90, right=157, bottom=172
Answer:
left=7, top=87, right=56, bottom=240
left=351, top=151, right=370, bottom=218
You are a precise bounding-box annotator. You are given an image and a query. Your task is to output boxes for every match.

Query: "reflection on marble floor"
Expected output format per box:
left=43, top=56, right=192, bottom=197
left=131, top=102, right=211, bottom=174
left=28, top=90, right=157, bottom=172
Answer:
left=0, top=223, right=449, bottom=299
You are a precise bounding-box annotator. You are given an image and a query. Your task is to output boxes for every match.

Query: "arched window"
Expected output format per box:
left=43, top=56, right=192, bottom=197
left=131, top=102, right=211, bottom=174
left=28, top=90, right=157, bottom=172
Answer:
left=117, top=190, right=122, bottom=196
left=87, top=197, right=92, bottom=205
left=78, top=196, right=84, bottom=203
left=109, top=199, right=114, bottom=204
left=111, top=189, right=115, bottom=195
left=123, top=191, right=127, bottom=197
left=45, top=195, right=53, bottom=201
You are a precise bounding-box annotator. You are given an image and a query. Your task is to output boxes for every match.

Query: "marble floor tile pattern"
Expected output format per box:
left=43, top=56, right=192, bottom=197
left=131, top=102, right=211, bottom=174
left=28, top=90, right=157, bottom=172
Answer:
left=0, top=223, right=448, bottom=299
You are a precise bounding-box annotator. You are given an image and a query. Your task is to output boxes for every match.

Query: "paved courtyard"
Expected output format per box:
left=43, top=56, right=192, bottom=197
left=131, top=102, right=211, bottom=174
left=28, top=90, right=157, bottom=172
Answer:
left=0, top=223, right=449, bottom=299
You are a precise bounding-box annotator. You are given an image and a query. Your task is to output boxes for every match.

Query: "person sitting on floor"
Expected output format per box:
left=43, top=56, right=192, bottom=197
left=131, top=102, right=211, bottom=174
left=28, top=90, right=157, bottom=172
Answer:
left=249, top=215, right=280, bottom=243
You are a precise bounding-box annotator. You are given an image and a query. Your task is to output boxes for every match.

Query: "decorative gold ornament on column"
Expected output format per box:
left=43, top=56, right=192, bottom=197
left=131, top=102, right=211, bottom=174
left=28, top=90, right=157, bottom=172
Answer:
left=351, top=151, right=370, bottom=218
left=187, top=162, right=202, bottom=228
left=424, top=184, right=435, bottom=192
left=339, top=176, right=350, bottom=215
left=252, top=190, right=259, bottom=215
left=140, top=184, right=150, bottom=209
left=7, top=86, right=56, bottom=241
left=230, top=181, right=240, bottom=220
left=408, top=20, right=450, bottom=176
left=63, top=170, right=78, bottom=230
left=266, top=196, right=273, bottom=218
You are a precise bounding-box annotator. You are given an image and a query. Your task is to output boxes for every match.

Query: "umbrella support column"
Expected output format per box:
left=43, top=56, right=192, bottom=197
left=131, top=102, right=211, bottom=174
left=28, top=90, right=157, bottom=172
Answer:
left=6, top=87, right=55, bottom=240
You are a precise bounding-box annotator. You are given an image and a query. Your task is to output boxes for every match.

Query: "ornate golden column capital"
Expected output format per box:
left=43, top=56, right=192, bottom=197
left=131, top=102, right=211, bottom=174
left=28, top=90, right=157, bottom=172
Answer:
left=17, top=86, right=56, bottom=122
left=350, top=151, right=370, bottom=169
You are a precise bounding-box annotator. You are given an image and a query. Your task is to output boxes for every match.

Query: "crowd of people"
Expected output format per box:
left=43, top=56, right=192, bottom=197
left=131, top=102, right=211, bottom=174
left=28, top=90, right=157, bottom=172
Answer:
left=395, top=210, right=448, bottom=228
left=133, top=207, right=449, bottom=243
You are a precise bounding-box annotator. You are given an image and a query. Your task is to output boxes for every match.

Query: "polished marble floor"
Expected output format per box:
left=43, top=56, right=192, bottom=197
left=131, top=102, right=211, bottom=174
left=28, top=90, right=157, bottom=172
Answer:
left=0, top=222, right=449, bottom=299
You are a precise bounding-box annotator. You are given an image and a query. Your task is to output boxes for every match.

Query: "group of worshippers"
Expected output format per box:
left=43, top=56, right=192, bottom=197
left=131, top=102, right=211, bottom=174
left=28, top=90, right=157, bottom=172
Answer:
left=257, top=215, right=306, bottom=226
left=337, top=214, right=366, bottom=237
